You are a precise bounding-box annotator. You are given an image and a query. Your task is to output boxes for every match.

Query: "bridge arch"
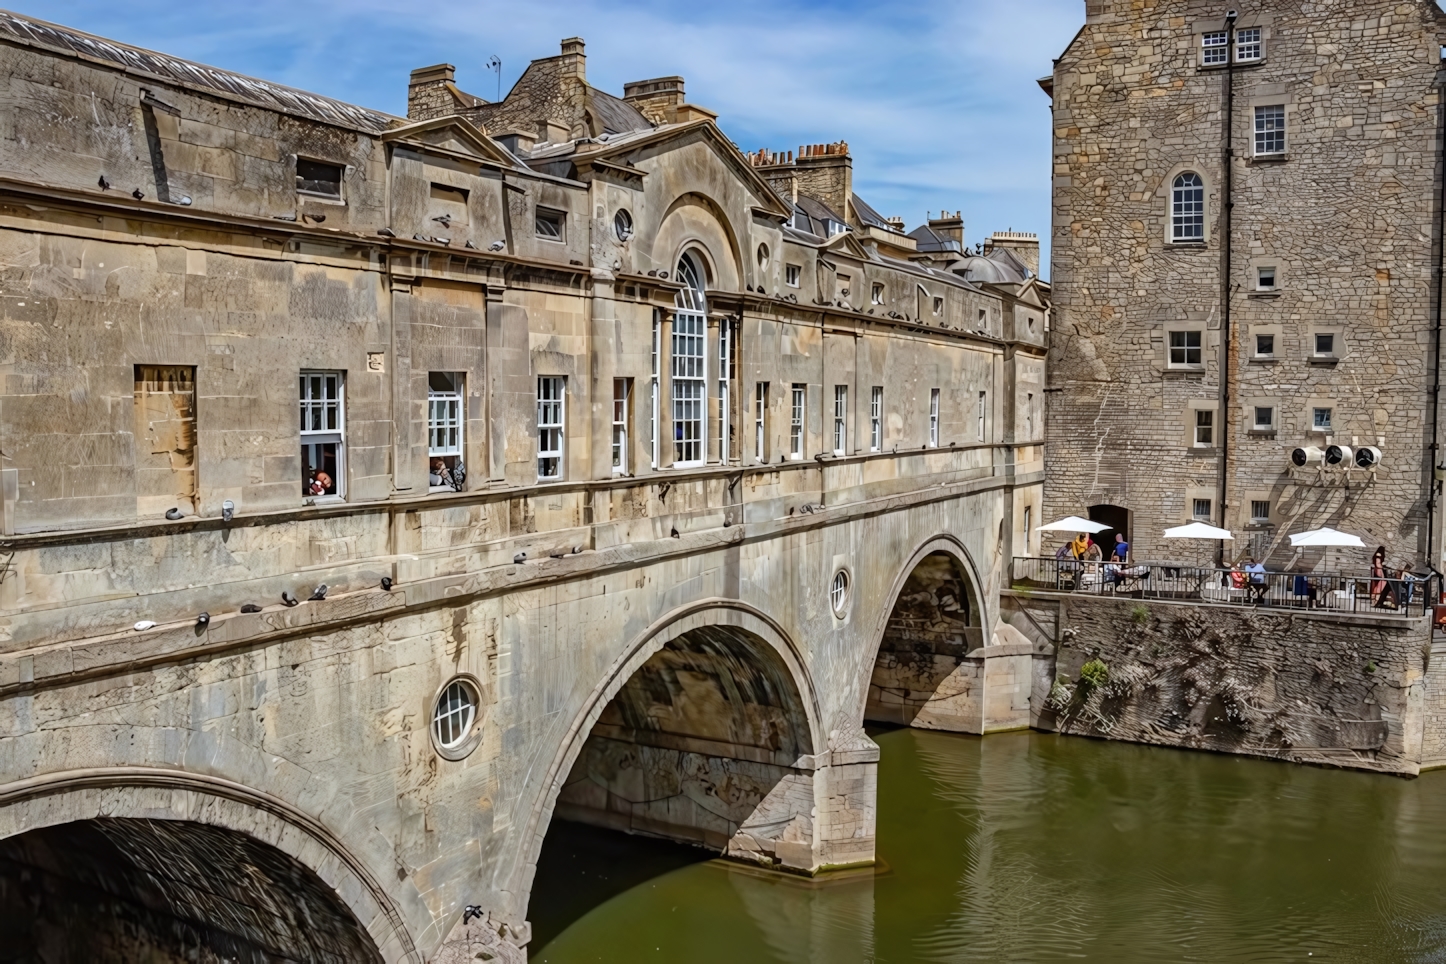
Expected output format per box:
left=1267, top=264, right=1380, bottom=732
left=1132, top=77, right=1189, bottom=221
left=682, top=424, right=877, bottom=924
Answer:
left=515, top=600, right=828, bottom=919
left=859, top=534, right=991, bottom=731
left=0, top=770, right=418, bottom=962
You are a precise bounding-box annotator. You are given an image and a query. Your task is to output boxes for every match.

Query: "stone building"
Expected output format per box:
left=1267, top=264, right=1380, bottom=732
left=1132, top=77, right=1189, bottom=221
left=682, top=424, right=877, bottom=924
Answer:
left=0, top=12, right=1048, bottom=963
left=1043, top=0, right=1446, bottom=568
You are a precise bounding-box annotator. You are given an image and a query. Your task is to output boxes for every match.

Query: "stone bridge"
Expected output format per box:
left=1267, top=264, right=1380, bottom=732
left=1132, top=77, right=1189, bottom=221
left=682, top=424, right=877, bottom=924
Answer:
left=0, top=460, right=1043, bottom=962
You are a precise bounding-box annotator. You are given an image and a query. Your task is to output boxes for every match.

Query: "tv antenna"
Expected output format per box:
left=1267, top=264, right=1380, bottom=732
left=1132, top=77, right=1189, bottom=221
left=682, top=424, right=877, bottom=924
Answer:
left=485, top=56, right=502, bottom=102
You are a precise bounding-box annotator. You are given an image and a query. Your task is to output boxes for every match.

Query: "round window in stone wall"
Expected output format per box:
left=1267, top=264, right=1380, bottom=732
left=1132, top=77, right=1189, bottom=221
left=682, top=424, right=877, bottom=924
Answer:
left=830, top=569, right=850, bottom=617
left=757, top=243, right=770, bottom=270
left=613, top=209, right=634, bottom=242
left=431, top=678, right=481, bottom=758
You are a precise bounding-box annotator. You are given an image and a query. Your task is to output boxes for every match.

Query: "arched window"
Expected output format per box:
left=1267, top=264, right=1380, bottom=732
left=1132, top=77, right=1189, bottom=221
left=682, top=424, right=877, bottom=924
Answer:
left=672, top=252, right=707, bottom=466
left=1172, top=173, right=1205, bottom=242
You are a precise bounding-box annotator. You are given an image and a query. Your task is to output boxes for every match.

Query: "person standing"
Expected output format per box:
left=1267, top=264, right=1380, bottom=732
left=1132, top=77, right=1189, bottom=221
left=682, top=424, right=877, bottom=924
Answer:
left=1112, top=533, right=1130, bottom=563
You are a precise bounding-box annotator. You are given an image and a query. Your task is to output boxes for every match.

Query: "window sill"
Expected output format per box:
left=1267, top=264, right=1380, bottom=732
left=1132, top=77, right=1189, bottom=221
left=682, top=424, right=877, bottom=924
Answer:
left=1246, top=429, right=1277, bottom=437
left=1165, top=366, right=1207, bottom=375
left=1249, top=154, right=1289, bottom=165
left=1308, top=356, right=1339, bottom=366
left=296, top=190, right=346, bottom=204
left=429, top=485, right=460, bottom=494
left=1199, top=60, right=1264, bottom=71
left=1249, top=356, right=1278, bottom=364
left=1247, top=291, right=1281, bottom=299
left=303, top=495, right=346, bottom=506
left=1167, top=241, right=1208, bottom=249
left=1188, top=445, right=1216, bottom=455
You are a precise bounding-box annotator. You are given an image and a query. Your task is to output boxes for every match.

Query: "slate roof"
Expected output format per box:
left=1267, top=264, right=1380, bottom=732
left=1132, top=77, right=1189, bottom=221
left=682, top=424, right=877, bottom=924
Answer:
left=0, top=9, right=399, bottom=134
left=590, top=88, right=653, bottom=135
left=956, top=247, right=1033, bottom=284
left=907, top=224, right=963, bottom=254
left=851, top=193, right=892, bottom=231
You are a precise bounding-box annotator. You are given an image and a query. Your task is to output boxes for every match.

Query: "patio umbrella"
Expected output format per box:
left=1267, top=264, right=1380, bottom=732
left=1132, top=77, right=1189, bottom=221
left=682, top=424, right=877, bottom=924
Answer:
left=1163, top=522, right=1234, bottom=540
left=1288, top=527, right=1366, bottom=548
left=1036, top=515, right=1111, bottom=533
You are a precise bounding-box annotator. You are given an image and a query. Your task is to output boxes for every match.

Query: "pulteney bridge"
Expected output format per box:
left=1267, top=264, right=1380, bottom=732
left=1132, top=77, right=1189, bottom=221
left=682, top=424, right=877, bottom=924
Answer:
left=0, top=15, right=1048, bottom=962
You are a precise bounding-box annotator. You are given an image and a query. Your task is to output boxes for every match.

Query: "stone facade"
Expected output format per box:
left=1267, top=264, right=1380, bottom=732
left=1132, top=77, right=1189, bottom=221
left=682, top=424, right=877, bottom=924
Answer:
left=0, top=13, right=1047, bottom=963
left=1044, top=0, right=1446, bottom=569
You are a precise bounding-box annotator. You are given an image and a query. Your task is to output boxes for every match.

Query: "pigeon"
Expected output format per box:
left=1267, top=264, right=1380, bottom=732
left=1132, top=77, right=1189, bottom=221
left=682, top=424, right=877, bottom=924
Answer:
left=513, top=552, right=527, bottom=564
left=463, top=905, right=484, bottom=926
left=308, top=584, right=328, bottom=601
left=488, top=240, right=506, bottom=251
left=670, top=527, right=680, bottom=539
left=133, top=620, right=156, bottom=631
left=240, top=603, right=261, bottom=614
left=165, top=507, right=183, bottom=520
left=98, top=175, right=110, bottom=190
left=307, top=214, right=326, bottom=223
left=434, top=236, right=451, bottom=245
left=195, top=612, right=210, bottom=628
left=132, top=188, right=145, bottom=200
left=464, top=240, right=477, bottom=249
left=647, top=270, right=657, bottom=277
left=273, top=213, right=297, bottom=222
left=413, top=233, right=429, bottom=242
left=281, top=591, right=299, bottom=607
left=178, top=195, right=192, bottom=206
left=432, top=214, right=453, bottom=225
left=222, top=500, right=235, bottom=522
left=658, top=270, right=669, bottom=279
left=377, top=227, right=396, bottom=238
left=381, top=576, right=393, bottom=591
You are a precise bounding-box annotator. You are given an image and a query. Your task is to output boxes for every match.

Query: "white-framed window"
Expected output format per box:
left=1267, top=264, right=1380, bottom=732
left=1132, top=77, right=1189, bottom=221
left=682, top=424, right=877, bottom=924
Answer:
left=1313, top=407, right=1333, bottom=431
left=537, top=376, right=565, bottom=480
left=1194, top=409, right=1214, bottom=447
left=1255, top=333, right=1275, bottom=357
left=790, top=384, right=805, bottom=459
left=830, top=569, right=850, bottom=616
left=785, top=264, right=801, bottom=288
left=755, top=382, right=768, bottom=461
left=718, top=320, right=733, bottom=463
left=650, top=313, right=660, bottom=469
left=1202, top=30, right=1229, bottom=65
left=977, top=390, right=987, bottom=443
left=1236, top=27, right=1262, bottom=62
left=833, top=385, right=848, bottom=455
left=427, top=372, right=464, bottom=491
left=1314, top=333, right=1336, bottom=357
left=929, top=388, right=941, bottom=447
left=871, top=283, right=884, bottom=305
left=1172, top=173, right=1205, bottom=242
left=1169, top=330, right=1203, bottom=366
left=612, top=377, right=630, bottom=475
left=1253, top=405, right=1275, bottom=431
left=431, top=679, right=479, bottom=750
left=1257, top=266, right=1277, bottom=290
left=1255, top=105, right=1286, bottom=156
left=300, top=370, right=344, bottom=499
left=870, top=386, right=882, bottom=452
left=1193, top=498, right=1213, bottom=521
left=535, top=206, right=565, bottom=241
left=1250, top=500, right=1271, bottom=523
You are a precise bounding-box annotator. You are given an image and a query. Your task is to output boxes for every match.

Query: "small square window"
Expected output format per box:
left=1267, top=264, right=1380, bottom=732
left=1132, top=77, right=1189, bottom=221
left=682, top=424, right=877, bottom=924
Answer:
left=1169, top=330, right=1203, bottom=366
left=1193, top=498, right=1213, bottom=520
left=1314, top=333, right=1335, bottom=356
left=296, top=158, right=343, bottom=198
left=1236, top=28, right=1262, bottom=62
left=1255, top=333, right=1275, bottom=357
left=1253, top=406, right=1274, bottom=430
left=1194, top=409, right=1214, bottom=447
left=1255, top=105, right=1286, bottom=156
left=1313, top=407, right=1333, bottom=431
left=786, top=264, right=801, bottom=288
left=871, top=283, right=884, bottom=305
left=1257, top=267, right=1276, bottom=290
left=535, top=207, right=565, bottom=241
left=1202, top=31, right=1229, bottom=65
left=1250, top=499, right=1271, bottom=523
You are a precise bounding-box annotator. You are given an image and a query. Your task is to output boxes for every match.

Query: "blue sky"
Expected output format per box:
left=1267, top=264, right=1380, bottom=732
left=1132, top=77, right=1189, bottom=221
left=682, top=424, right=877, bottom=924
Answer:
left=19, top=1, right=1084, bottom=275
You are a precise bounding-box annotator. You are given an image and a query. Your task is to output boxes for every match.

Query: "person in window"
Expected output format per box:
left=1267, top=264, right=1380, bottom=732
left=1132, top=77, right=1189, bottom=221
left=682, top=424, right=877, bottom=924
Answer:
left=429, top=458, right=454, bottom=489
left=1111, top=534, right=1130, bottom=563
left=307, top=468, right=331, bottom=497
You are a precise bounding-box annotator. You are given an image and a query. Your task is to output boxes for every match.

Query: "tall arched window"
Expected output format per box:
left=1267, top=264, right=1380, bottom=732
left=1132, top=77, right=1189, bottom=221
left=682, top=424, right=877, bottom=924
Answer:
left=672, top=252, right=707, bottom=466
left=1172, top=173, right=1205, bottom=242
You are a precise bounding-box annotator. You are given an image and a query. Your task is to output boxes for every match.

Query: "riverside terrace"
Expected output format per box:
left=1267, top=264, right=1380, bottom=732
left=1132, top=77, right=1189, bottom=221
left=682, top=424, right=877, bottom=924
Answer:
left=1012, top=556, right=1439, bottom=618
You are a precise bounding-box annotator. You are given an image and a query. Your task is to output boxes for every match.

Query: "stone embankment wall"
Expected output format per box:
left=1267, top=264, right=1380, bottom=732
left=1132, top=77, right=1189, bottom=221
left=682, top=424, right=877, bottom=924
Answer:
left=1033, top=594, right=1432, bottom=776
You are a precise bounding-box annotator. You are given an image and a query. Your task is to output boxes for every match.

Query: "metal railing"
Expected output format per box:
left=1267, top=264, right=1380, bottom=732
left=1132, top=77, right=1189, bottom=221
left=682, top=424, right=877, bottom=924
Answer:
left=1011, top=556, right=1437, bottom=618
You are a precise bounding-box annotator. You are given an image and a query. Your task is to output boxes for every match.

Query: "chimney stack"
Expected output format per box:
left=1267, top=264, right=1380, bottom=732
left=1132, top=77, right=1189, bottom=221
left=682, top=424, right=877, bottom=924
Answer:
left=985, top=231, right=1041, bottom=276
left=559, top=37, right=586, bottom=82
left=623, top=76, right=686, bottom=125
left=928, top=211, right=964, bottom=247
left=791, top=141, right=852, bottom=226
left=407, top=63, right=457, bottom=121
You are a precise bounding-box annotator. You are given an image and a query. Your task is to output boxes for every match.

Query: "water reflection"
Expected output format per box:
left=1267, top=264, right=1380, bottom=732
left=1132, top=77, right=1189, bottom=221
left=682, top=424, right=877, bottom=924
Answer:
left=530, top=728, right=1446, bottom=963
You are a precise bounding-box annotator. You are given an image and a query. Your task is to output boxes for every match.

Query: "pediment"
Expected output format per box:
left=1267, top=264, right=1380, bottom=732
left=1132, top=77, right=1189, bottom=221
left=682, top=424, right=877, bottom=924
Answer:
left=821, top=230, right=870, bottom=261
left=382, top=116, right=519, bottom=167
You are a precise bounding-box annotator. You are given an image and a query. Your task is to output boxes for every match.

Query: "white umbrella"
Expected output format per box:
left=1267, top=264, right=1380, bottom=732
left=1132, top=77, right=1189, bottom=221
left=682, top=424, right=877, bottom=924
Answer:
left=1163, top=522, right=1234, bottom=540
left=1036, top=515, right=1111, bottom=533
left=1288, top=527, right=1366, bottom=548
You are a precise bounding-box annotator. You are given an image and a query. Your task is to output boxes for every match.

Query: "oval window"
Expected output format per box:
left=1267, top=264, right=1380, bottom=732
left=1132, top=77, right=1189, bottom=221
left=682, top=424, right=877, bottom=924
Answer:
left=830, top=569, right=850, bottom=616
left=614, top=209, right=634, bottom=242
left=432, top=679, right=479, bottom=750
left=756, top=243, right=770, bottom=269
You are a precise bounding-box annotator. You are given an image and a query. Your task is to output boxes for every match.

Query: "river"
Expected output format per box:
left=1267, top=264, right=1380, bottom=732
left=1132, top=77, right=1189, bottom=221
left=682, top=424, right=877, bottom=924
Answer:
left=529, top=727, right=1446, bottom=963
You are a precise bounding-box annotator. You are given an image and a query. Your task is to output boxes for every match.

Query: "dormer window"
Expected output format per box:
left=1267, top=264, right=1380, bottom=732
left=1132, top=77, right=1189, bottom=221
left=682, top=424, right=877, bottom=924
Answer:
left=296, top=158, right=343, bottom=199
left=871, top=283, right=884, bottom=305
left=824, top=220, right=848, bottom=238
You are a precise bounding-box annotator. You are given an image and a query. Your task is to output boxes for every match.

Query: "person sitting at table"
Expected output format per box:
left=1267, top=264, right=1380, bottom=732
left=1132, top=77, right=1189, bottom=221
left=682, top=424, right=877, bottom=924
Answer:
left=1229, top=562, right=1247, bottom=590
left=1112, top=533, right=1130, bottom=563
left=1245, top=558, right=1268, bottom=603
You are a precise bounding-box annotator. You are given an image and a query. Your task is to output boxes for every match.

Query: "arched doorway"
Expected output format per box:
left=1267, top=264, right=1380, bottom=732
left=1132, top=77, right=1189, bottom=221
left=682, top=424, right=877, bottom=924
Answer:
left=0, top=817, right=382, bottom=962
left=867, top=550, right=985, bottom=731
left=1088, top=504, right=1131, bottom=560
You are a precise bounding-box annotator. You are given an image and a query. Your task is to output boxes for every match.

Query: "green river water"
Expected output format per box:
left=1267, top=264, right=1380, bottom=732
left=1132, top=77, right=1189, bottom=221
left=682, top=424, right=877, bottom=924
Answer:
left=529, top=727, right=1446, bottom=963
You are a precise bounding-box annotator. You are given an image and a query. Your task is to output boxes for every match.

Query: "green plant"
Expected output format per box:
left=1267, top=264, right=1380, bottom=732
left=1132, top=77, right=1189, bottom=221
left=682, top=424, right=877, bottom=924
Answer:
left=1079, top=658, right=1110, bottom=690
left=1130, top=604, right=1150, bottom=626
left=1366, top=660, right=1378, bottom=674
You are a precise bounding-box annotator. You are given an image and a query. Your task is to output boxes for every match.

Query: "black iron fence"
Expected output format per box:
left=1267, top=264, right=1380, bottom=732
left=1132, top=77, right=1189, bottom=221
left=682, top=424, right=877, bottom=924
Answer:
left=1012, top=556, right=1438, bottom=618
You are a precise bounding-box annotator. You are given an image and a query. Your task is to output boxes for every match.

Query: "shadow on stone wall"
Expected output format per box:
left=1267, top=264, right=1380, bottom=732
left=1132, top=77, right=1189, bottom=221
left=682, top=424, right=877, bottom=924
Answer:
left=1041, top=596, right=1431, bottom=775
